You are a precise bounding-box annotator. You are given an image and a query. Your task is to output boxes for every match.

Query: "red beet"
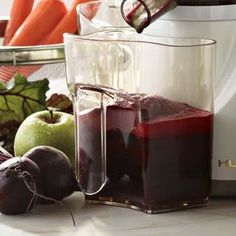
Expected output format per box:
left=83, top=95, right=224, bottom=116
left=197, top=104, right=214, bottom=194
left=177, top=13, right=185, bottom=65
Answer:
left=24, top=146, right=79, bottom=203
left=0, top=157, right=42, bottom=215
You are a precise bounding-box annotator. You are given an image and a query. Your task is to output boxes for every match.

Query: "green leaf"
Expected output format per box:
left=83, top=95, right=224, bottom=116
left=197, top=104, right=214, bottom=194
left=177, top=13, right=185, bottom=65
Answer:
left=0, top=74, right=49, bottom=124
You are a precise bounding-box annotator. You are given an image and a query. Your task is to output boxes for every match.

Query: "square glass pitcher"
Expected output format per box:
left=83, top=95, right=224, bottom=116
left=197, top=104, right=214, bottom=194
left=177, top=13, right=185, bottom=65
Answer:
left=64, top=29, right=215, bottom=213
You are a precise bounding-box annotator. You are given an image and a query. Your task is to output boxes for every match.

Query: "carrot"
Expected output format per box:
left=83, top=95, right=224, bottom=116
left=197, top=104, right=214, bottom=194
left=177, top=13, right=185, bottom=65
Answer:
left=41, top=0, right=91, bottom=44
left=8, top=0, right=67, bottom=46
left=3, top=0, right=34, bottom=45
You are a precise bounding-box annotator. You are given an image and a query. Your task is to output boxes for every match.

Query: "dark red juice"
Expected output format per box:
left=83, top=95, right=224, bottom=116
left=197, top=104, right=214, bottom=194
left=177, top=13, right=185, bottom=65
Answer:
left=78, top=94, right=213, bottom=213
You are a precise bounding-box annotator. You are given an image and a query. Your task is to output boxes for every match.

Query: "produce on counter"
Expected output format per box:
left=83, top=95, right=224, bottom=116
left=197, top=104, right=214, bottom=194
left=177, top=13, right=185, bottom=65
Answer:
left=1, top=0, right=95, bottom=83
left=0, top=74, right=72, bottom=155
left=0, top=156, right=42, bottom=215
left=42, top=0, right=89, bottom=44
left=3, top=0, right=94, bottom=46
left=0, top=146, right=78, bottom=215
left=24, top=146, right=78, bottom=202
left=8, top=0, right=67, bottom=46
left=0, top=74, right=49, bottom=153
left=14, top=110, right=75, bottom=165
left=3, top=0, right=34, bottom=45
left=0, top=74, right=49, bottom=124
left=0, top=74, right=77, bottom=216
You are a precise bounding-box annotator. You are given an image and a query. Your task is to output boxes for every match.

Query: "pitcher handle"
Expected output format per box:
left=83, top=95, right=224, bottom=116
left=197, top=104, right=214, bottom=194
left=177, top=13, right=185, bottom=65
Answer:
left=73, top=86, right=107, bottom=195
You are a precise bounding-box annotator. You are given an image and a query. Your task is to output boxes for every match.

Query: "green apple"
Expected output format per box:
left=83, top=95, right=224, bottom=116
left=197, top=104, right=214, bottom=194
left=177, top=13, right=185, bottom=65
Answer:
left=14, top=110, right=75, bottom=165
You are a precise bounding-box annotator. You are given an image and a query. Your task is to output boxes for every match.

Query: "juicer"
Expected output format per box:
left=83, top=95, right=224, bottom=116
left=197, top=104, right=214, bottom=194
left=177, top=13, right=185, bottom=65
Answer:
left=141, top=0, right=236, bottom=196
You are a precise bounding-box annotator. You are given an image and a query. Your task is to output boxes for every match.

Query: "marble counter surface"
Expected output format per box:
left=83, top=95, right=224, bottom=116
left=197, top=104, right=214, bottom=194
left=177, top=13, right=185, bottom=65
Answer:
left=0, top=192, right=236, bottom=236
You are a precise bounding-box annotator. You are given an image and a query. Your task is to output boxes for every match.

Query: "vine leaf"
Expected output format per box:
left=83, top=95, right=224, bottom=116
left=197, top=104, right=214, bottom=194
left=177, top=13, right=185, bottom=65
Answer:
left=0, top=74, right=49, bottom=123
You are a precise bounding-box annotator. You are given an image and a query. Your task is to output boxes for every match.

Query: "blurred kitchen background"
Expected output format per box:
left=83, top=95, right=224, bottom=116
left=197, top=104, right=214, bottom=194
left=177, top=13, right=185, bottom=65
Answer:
left=0, top=0, right=73, bottom=16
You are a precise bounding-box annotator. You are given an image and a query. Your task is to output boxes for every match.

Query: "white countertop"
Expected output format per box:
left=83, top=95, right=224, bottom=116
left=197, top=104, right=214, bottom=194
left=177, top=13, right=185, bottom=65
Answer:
left=0, top=192, right=236, bottom=236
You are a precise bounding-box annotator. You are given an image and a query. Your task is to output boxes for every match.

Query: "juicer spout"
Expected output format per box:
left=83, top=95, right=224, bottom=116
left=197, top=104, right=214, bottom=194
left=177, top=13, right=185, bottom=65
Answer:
left=121, top=0, right=177, bottom=33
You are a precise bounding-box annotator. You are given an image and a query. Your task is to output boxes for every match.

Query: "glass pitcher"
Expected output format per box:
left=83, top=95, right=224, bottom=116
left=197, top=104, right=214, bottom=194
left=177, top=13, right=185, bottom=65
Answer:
left=77, top=0, right=131, bottom=35
left=77, top=0, right=177, bottom=34
left=64, top=28, right=216, bottom=213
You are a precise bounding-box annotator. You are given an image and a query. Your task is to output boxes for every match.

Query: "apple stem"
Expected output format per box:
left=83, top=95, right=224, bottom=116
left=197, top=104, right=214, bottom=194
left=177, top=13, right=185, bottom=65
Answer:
left=49, top=109, right=55, bottom=124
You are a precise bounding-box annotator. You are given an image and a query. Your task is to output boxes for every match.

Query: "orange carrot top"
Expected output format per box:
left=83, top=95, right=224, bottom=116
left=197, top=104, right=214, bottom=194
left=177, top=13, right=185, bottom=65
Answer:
left=8, top=0, right=67, bottom=46
left=42, top=0, right=92, bottom=44
left=3, top=0, right=34, bottom=45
